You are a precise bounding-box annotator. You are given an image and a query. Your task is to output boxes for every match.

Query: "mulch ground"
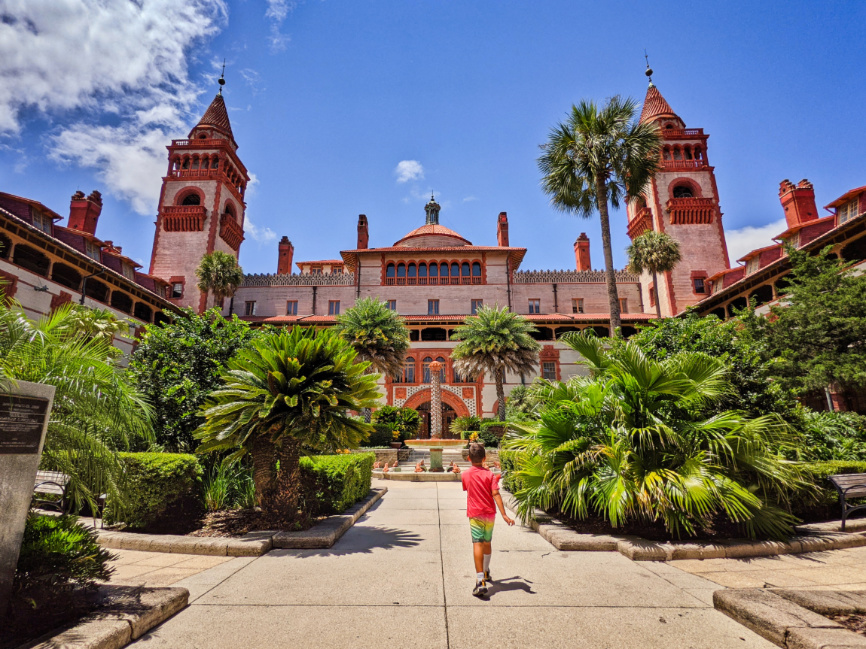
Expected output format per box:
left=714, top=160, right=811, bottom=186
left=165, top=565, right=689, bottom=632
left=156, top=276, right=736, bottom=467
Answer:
left=119, top=507, right=322, bottom=537
left=0, top=588, right=100, bottom=649
left=829, top=613, right=866, bottom=636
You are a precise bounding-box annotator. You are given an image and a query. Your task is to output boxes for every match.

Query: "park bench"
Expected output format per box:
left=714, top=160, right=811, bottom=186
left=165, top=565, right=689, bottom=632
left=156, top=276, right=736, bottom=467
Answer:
left=828, top=473, right=866, bottom=531
left=32, top=470, right=70, bottom=514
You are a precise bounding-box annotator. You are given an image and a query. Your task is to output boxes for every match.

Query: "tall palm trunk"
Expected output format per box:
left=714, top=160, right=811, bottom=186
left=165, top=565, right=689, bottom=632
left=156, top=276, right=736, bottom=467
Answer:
left=274, top=439, right=304, bottom=522
left=251, top=435, right=276, bottom=508
left=595, top=175, right=622, bottom=337
left=651, top=270, right=662, bottom=320
left=495, top=367, right=506, bottom=421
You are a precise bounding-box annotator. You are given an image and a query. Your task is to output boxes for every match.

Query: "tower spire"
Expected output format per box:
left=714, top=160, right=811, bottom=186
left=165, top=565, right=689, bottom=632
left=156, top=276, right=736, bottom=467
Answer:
left=644, top=51, right=653, bottom=86
left=218, top=59, right=226, bottom=96
left=424, top=194, right=441, bottom=225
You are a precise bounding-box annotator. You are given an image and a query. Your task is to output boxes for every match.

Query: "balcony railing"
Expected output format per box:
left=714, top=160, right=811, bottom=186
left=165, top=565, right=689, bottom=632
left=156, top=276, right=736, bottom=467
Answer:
left=660, top=128, right=704, bottom=138
left=383, top=275, right=483, bottom=286
left=162, top=205, right=206, bottom=232
left=661, top=159, right=709, bottom=171
left=666, top=197, right=716, bottom=225
left=171, top=138, right=231, bottom=148
left=219, top=213, right=244, bottom=250
left=627, top=207, right=653, bottom=239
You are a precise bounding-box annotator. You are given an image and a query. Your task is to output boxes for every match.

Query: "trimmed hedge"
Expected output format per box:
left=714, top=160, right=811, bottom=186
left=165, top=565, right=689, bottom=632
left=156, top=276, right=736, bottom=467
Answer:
left=360, top=423, right=395, bottom=448
left=499, top=449, right=524, bottom=494
left=104, top=452, right=203, bottom=529
left=301, top=453, right=374, bottom=517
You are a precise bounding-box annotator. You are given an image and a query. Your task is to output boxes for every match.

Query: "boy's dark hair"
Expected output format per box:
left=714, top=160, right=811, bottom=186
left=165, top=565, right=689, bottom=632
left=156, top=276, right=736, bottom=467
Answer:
left=468, top=442, right=486, bottom=463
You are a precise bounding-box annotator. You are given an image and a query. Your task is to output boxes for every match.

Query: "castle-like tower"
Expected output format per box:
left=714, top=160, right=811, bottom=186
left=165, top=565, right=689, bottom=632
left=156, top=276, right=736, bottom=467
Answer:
left=149, top=78, right=249, bottom=312
left=626, top=69, right=730, bottom=316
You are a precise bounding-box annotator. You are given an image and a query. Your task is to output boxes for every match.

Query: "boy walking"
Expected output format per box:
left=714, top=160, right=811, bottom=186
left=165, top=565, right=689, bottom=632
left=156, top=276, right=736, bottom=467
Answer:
left=461, top=442, right=514, bottom=597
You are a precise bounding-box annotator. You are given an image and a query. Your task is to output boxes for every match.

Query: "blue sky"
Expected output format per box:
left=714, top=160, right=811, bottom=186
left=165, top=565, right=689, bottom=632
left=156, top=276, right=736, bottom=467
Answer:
left=2, top=0, right=864, bottom=274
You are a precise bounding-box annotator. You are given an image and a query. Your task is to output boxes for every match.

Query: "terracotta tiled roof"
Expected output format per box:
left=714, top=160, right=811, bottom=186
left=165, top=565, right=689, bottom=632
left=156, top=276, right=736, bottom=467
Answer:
left=737, top=244, right=783, bottom=263
left=824, top=185, right=866, bottom=210
left=639, top=84, right=680, bottom=124
left=194, top=94, right=234, bottom=141
left=394, top=224, right=471, bottom=246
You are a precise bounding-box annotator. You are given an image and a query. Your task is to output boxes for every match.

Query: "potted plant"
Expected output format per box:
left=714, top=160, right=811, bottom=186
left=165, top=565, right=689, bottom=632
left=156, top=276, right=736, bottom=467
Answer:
left=389, top=426, right=402, bottom=449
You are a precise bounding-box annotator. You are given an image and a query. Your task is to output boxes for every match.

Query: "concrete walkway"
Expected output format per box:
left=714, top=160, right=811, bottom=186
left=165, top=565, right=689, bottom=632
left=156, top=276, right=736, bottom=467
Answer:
left=131, top=482, right=775, bottom=649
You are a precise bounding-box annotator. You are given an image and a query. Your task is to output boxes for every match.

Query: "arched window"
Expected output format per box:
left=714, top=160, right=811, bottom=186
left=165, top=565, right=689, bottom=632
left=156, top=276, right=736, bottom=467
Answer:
left=422, top=357, right=433, bottom=383
left=51, top=263, right=82, bottom=291
left=201, top=158, right=209, bottom=170
left=694, top=147, right=703, bottom=160
left=224, top=202, right=236, bottom=219
left=436, top=357, right=447, bottom=382
left=684, top=147, right=693, bottom=160
left=418, top=263, right=427, bottom=277
left=0, top=233, right=11, bottom=259
left=386, top=263, right=395, bottom=278
left=192, top=157, right=200, bottom=170
left=12, top=244, right=50, bottom=277
left=401, top=357, right=415, bottom=383
left=408, top=263, right=417, bottom=278
left=198, top=133, right=207, bottom=139
left=182, top=158, right=190, bottom=169
left=673, top=147, right=682, bottom=161
left=181, top=193, right=201, bottom=206
left=453, top=364, right=464, bottom=383
left=397, top=263, right=406, bottom=277
left=673, top=185, right=694, bottom=199
left=212, top=157, right=219, bottom=169
left=428, top=262, right=437, bottom=277
left=133, top=302, right=153, bottom=323
left=440, top=263, right=448, bottom=277
left=450, top=262, right=459, bottom=278
left=663, top=147, right=672, bottom=160
left=472, top=262, right=481, bottom=277
left=461, top=262, right=470, bottom=276
left=110, top=291, right=133, bottom=314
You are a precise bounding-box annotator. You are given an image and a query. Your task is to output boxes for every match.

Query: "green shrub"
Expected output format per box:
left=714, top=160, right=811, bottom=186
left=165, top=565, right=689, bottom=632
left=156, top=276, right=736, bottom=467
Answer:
left=499, top=449, right=524, bottom=494
left=478, top=421, right=505, bottom=448
left=372, top=406, right=420, bottom=438
left=104, top=452, right=203, bottom=528
left=14, top=515, right=114, bottom=601
left=450, top=416, right=482, bottom=436
left=793, top=461, right=866, bottom=519
left=202, top=461, right=256, bottom=511
left=790, top=411, right=866, bottom=462
left=301, top=453, right=374, bottom=516
left=361, top=423, right=396, bottom=447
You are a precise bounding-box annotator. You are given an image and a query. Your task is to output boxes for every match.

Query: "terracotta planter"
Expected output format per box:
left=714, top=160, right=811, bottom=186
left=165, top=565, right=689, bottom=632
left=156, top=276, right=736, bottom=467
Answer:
left=389, top=441, right=402, bottom=449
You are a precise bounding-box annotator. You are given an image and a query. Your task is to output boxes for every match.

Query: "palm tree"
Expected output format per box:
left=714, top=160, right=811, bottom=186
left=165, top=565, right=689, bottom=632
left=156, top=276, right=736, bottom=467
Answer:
left=0, top=300, right=153, bottom=513
left=506, top=330, right=809, bottom=539
left=195, top=327, right=380, bottom=521
left=627, top=230, right=682, bottom=320
left=335, top=298, right=409, bottom=421
left=538, top=97, right=661, bottom=336
left=63, top=305, right=129, bottom=347
left=196, top=251, right=244, bottom=311
left=451, top=305, right=541, bottom=422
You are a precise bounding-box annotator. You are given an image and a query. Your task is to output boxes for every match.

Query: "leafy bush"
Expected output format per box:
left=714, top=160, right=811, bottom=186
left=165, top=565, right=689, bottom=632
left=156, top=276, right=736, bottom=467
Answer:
left=14, top=514, right=114, bottom=601
left=450, top=416, right=482, bottom=436
left=507, top=331, right=811, bottom=540
left=499, top=449, right=524, bottom=494
left=301, top=453, right=374, bottom=516
left=202, top=461, right=256, bottom=511
left=372, top=406, right=421, bottom=439
left=478, top=421, right=505, bottom=448
left=795, top=461, right=866, bottom=516
left=360, top=423, right=396, bottom=448
left=129, top=309, right=260, bottom=452
left=104, top=452, right=203, bottom=528
left=789, top=411, right=866, bottom=462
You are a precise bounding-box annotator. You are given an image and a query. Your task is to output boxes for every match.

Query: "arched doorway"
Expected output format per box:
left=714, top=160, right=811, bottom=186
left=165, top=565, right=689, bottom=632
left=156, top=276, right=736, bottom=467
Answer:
left=416, top=401, right=458, bottom=439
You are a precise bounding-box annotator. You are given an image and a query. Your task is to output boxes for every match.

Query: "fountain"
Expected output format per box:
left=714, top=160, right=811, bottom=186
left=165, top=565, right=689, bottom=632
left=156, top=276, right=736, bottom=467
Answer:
left=403, top=360, right=456, bottom=471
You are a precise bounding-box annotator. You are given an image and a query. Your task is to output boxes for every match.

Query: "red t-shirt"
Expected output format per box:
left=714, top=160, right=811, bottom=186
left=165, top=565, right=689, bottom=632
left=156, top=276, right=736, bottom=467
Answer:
left=462, top=465, right=500, bottom=519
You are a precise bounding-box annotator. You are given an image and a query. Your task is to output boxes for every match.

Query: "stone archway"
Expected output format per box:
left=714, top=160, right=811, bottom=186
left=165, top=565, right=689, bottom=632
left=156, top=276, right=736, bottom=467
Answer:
left=403, top=388, right=471, bottom=438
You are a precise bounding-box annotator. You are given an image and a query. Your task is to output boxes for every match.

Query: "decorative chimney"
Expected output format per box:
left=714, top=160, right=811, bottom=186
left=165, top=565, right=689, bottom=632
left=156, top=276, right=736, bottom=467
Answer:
left=357, top=214, right=369, bottom=249
left=779, top=179, right=818, bottom=229
left=496, top=212, right=509, bottom=247
left=277, top=236, right=294, bottom=275
left=68, top=190, right=103, bottom=235
left=574, top=233, right=591, bottom=271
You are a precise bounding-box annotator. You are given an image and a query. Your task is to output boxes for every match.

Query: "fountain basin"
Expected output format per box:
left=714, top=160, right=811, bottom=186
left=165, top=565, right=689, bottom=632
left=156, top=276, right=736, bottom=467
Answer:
left=404, top=439, right=466, bottom=449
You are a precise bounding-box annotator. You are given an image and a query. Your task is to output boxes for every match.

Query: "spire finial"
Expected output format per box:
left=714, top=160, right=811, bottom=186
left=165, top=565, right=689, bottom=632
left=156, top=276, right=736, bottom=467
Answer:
left=218, top=59, right=226, bottom=95
left=424, top=194, right=440, bottom=225
left=644, top=50, right=654, bottom=86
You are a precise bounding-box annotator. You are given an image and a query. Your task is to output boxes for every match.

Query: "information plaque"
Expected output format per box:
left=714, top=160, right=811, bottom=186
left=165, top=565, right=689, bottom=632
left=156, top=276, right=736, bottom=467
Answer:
left=0, top=395, right=50, bottom=455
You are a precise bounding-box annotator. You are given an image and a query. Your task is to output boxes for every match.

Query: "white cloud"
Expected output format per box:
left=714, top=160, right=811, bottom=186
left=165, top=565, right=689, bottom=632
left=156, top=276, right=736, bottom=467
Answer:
left=462, top=195, right=477, bottom=202
left=395, top=160, right=424, bottom=183
left=0, top=0, right=227, bottom=212
left=725, top=218, right=786, bottom=263
left=244, top=215, right=277, bottom=244
left=264, top=0, right=295, bottom=52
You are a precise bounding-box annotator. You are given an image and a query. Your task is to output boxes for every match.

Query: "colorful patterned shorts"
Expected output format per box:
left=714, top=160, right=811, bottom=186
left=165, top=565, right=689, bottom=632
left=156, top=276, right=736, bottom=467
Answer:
left=469, top=516, right=495, bottom=544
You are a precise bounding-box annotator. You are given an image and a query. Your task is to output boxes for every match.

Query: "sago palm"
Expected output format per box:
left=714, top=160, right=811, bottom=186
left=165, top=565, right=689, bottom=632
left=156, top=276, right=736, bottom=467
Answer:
left=506, top=330, right=809, bottom=539
left=0, top=300, right=153, bottom=514
left=335, top=297, right=409, bottom=422
left=538, top=97, right=661, bottom=336
left=196, top=251, right=244, bottom=308
left=451, top=305, right=540, bottom=421
left=195, top=327, right=380, bottom=520
left=627, top=231, right=682, bottom=319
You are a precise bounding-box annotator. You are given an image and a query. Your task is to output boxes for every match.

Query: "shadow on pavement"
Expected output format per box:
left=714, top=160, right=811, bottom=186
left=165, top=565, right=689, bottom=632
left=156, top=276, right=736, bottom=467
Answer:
left=270, top=526, right=424, bottom=558
left=487, top=576, right=536, bottom=598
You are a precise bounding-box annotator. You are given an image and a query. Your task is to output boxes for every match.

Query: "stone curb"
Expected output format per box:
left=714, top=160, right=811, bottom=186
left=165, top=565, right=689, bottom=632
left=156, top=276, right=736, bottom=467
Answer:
left=714, top=588, right=866, bottom=648
left=21, top=585, right=188, bottom=649
left=500, top=490, right=866, bottom=561
left=272, top=487, right=387, bottom=549
left=96, top=488, right=387, bottom=556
